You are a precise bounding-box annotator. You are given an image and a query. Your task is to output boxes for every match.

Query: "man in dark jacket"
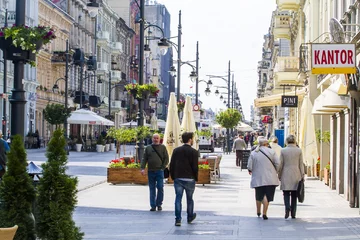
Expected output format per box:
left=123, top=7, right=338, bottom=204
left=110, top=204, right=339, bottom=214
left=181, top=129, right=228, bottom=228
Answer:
left=141, top=133, right=169, bottom=211
left=170, top=132, right=198, bottom=227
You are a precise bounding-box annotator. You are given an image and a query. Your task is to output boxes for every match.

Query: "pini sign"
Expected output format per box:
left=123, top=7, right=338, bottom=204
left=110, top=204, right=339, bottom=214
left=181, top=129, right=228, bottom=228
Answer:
left=311, top=44, right=356, bottom=74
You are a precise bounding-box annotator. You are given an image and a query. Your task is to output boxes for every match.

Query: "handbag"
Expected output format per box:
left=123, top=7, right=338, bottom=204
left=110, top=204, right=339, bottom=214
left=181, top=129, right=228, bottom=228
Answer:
left=297, top=179, right=305, bottom=203
left=259, top=149, right=276, bottom=170
left=151, top=145, right=169, bottom=178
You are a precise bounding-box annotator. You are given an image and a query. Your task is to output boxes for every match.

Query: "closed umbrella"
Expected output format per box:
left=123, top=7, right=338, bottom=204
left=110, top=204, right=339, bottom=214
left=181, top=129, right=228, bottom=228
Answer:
left=163, top=92, right=182, bottom=158
left=150, top=114, right=158, bottom=131
left=181, top=95, right=198, bottom=150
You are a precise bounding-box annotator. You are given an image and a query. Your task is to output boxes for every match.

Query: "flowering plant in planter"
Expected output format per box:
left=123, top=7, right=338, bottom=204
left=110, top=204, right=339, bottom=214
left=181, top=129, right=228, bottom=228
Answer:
left=109, top=158, right=140, bottom=168
left=198, top=161, right=210, bottom=170
left=0, top=24, right=56, bottom=66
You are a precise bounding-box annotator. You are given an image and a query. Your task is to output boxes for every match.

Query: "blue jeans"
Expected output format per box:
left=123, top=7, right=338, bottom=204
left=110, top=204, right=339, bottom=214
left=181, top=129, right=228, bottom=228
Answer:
left=148, top=170, right=164, bottom=208
left=174, top=179, right=195, bottom=221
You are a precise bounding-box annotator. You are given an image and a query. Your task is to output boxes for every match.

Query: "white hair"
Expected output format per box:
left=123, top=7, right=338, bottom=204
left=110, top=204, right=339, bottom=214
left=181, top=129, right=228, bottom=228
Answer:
left=286, top=135, right=296, bottom=144
left=258, top=136, right=268, bottom=146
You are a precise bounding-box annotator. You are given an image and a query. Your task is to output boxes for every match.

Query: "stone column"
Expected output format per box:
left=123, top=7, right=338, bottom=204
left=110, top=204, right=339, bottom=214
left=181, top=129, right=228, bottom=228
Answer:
left=336, top=112, right=344, bottom=194
left=330, top=115, right=337, bottom=190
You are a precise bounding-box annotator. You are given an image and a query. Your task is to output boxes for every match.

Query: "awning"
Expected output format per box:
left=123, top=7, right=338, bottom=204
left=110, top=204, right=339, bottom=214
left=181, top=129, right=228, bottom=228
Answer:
left=120, top=121, right=151, bottom=127
left=254, top=89, right=306, bottom=108
left=67, top=109, right=114, bottom=126
left=311, top=93, right=342, bottom=115
left=322, top=80, right=350, bottom=108
left=236, top=122, right=254, bottom=132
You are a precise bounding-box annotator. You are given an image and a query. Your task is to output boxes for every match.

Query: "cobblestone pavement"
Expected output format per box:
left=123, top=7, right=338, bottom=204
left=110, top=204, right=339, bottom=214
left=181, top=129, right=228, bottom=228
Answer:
left=26, top=146, right=136, bottom=190
left=73, top=152, right=360, bottom=240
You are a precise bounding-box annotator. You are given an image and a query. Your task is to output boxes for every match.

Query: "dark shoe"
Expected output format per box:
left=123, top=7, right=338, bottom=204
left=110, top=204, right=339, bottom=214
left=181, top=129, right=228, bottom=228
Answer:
left=187, top=213, right=197, bottom=224
left=150, top=207, right=156, bottom=211
left=263, top=215, right=268, bottom=220
left=257, top=213, right=261, bottom=217
left=175, top=220, right=181, bottom=226
left=157, top=206, right=162, bottom=211
left=291, top=215, right=296, bottom=219
left=285, top=210, right=290, bottom=219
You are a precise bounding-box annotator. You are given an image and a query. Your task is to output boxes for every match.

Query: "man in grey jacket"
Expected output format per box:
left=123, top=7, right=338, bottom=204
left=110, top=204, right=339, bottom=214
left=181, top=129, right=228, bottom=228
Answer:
left=232, top=134, right=247, bottom=167
left=141, top=134, right=169, bottom=211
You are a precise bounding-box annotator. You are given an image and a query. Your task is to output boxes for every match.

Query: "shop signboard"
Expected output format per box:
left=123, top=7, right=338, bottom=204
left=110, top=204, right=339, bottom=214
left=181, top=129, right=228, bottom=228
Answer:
left=281, top=95, right=298, bottom=108
left=311, top=43, right=356, bottom=74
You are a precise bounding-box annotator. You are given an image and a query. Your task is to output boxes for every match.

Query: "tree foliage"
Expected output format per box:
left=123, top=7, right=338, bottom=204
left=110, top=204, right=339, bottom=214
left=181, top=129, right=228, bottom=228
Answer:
left=0, top=135, right=36, bottom=240
left=43, top=103, right=71, bottom=127
left=215, top=108, right=242, bottom=129
left=36, top=129, right=83, bottom=240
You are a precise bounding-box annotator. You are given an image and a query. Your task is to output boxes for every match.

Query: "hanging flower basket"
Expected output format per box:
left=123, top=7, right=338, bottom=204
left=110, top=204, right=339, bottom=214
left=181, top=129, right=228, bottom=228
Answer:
left=177, top=100, right=185, bottom=112
left=125, top=83, right=160, bottom=99
left=0, top=24, right=56, bottom=67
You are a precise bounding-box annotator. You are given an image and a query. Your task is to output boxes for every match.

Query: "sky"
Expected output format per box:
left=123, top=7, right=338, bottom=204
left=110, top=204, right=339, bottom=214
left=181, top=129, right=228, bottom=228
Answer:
left=155, top=0, right=276, bottom=120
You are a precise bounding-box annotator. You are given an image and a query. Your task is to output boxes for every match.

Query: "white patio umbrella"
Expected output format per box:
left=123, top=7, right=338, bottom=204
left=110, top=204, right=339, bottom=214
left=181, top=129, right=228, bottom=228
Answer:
left=181, top=95, right=198, bottom=150
left=163, top=92, right=182, bottom=158
left=67, top=109, right=114, bottom=126
left=150, top=114, right=158, bottom=131
left=237, top=122, right=254, bottom=132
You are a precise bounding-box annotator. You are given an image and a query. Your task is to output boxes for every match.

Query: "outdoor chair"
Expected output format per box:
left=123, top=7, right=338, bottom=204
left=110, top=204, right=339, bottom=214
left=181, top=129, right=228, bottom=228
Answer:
left=0, top=225, right=18, bottom=240
left=207, top=157, right=219, bottom=183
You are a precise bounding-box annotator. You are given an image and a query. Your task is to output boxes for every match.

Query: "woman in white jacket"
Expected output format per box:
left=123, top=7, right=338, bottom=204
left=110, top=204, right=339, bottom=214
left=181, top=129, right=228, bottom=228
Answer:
left=247, top=137, right=280, bottom=220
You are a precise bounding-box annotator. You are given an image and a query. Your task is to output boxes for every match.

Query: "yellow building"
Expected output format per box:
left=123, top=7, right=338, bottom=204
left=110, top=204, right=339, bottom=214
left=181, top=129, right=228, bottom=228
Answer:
left=36, top=0, right=73, bottom=140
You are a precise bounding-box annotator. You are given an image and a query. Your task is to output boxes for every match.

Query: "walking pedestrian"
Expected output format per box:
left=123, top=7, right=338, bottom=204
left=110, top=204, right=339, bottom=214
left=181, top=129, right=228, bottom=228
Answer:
left=141, top=133, right=169, bottom=211
left=247, top=136, right=280, bottom=220
left=270, top=136, right=282, bottom=158
left=232, top=134, right=247, bottom=167
left=244, top=132, right=250, bottom=146
left=170, top=132, right=198, bottom=227
left=278, top=134, right=305, bottom=219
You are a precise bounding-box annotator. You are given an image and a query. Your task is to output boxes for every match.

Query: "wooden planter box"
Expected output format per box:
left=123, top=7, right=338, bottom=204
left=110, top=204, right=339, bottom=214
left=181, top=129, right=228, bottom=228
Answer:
left=107, top=168, right=148, bottom=185
left=167, top=169, right=211, bottom=185
left=324, top=168, right=330, bottom=186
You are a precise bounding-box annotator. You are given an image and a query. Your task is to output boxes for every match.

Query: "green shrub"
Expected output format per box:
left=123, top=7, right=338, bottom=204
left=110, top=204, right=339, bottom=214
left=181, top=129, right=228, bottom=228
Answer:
left=35, top=129, right=83, bottom=240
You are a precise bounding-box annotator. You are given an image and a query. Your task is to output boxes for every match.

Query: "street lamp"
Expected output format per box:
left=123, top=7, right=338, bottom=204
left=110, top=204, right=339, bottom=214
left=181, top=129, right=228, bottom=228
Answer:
left=189, top=71, right=197, bottom=82
left=204, top=87, right=211, bottom=96
left=220, top=95, right=223, bottom=100
left=214, top=89, right=219, bottom=96
left=169, top=66, right=176, bottom=77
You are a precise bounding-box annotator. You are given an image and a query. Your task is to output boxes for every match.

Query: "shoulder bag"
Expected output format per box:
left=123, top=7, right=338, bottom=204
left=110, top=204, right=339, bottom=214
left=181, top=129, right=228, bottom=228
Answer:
left=151, top=145, right=169, bottom=178
left=259, top=149, right=276, bottom=171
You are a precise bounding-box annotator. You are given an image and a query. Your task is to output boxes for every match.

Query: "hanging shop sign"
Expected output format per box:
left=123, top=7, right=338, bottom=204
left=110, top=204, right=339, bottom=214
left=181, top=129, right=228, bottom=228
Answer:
left=281, top=95, right=298, bottom=108
left=311, top=44, right=356, bottom=74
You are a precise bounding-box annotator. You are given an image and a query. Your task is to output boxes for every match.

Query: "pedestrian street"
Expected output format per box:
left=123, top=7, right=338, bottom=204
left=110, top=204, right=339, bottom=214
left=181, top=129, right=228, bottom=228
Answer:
left=73, top=152, right=360, bottom=240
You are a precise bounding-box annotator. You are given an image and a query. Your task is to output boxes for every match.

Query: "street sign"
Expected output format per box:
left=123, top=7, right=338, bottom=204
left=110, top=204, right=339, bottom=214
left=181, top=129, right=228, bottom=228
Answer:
left=193, top=104, right=200, bottom=111
left=193, top=111, right=200, bottom=122
left=281, top=96, right=298, bottom=108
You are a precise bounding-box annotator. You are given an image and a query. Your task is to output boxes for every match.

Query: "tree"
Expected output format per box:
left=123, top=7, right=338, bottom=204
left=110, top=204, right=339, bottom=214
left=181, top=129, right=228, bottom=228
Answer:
left=107, top=127, right=136, bottom=157
left=43, top=103, right=71, bottom=128
left=0, top=135, right=36, bottom=240
left=36, top=129, right=83, bottom=240
left=215, top=108, right=242, bottom=129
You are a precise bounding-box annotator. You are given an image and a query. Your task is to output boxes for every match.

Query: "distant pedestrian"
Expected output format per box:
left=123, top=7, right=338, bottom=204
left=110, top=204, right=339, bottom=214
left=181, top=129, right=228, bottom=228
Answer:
left=141, top=133, right=169, bottom=212
left=270, top=136, right=282, bottom=158
left=170, top=132, right=198, bottom=227
left=247, top=137, right=279, bottom=220
left=0, top=130, right=10, bottom=153
left=244, top=132, right=250, bottom=146
left=232, top=134, right=247, bottom=167
left=278, top=135, right=305, bottom=219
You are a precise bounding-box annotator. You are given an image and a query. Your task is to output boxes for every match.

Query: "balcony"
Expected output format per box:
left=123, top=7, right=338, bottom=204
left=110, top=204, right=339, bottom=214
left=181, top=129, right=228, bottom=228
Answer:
left=51, top=51, right=67, bottom=66
left=111, top=100, right=123, bottom=109
left=96, top=62, right=108, bottom=74
left=111, top=70, right=121, bottom=81
left=273, top=14, right=291, bottom=39
left=274, top=56, right=299, bottom=85
left=110, top=42, right=123, bottom=54
left=97, top=31, right=110, bottom=45
left=276, top=0, right=300, bottom=11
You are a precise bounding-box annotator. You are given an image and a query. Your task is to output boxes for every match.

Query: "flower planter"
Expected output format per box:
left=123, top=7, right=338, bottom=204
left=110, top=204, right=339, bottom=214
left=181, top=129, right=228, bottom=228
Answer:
left=167, top=169, right=211, bottom=185
left=75, top=144, right=82, bottom=152
left=324, top=168, right=331, bottom=186
left=96, top=144, right=103, bottom=153
left=110, top=143, right=115, bottom=151
left=105, top=144, right=110, bottom=152
left=107, top=168, right=148, bottom=185
left=0, top=37, right=42, bottom=62
left=316, top=163, right=320, bottom=177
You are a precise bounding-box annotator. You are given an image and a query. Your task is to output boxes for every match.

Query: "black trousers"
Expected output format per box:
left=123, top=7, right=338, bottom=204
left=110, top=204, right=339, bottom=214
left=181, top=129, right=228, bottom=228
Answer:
left=283, top=190, right=297, bottom=217
left=235, top=150, right=243, bottom=167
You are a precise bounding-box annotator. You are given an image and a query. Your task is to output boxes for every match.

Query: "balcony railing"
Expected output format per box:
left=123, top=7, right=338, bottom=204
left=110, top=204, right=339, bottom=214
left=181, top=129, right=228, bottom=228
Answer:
left=111, top=70, right=121, bottom=80
left=274, top=56, right=299, bottom=72
left=110, top=42, right=123, bottom=54
left=273, top=14, right=291, bottom=39
left=96, top=62, right=108, bottom=73
left=276, top=0, right=300, bottom=11
left=97, top=31, right=110, bottom=44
